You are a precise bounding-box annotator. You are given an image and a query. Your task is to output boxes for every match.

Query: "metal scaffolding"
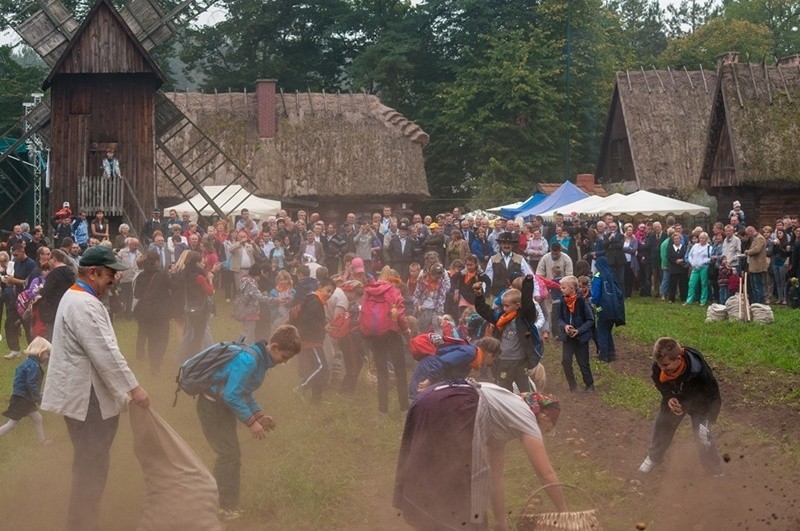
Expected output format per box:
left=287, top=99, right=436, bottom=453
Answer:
left=23, top=93, right=49, bottom=227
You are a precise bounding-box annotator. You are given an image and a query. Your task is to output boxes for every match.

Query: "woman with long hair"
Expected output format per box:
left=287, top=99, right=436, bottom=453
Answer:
left=90, top=210, right=109, bottom=241
left=134, top=251, right=172, bottom=374
left=175, top=250, right=215, bottom=363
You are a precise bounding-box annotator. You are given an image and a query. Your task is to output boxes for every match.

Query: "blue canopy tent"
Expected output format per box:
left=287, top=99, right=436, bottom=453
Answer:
left=499, top=192, right=547, bottom=219
left=518, top=181, right=589, bottom=220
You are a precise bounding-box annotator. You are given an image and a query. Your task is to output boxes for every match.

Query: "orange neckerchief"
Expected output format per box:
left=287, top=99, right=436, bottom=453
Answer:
left=276, top=283, right=291, bottom=292
left=463, top=270, right=476, bottom=287
left=659, top=351, right=687, bottom=383
left=495, top=310, right=518, bottom=331
left=563, top=293, right=577, bottom=314
left=469, top=346, right=484, bottom=371
left=424, top=274, right=439, bottom=292
left=314, top=291, right=329, bottom=305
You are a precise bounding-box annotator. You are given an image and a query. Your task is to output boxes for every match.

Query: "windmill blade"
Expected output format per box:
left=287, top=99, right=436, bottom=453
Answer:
left=14, top=0, right=79, bottom=66
left=119, top=0, right=220, bottom=51
left=154, top=92, right=259, bottom=220
left=0, top=103, right=51, bottom=167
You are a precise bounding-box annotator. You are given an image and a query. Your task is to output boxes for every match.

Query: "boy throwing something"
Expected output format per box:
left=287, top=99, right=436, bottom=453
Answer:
left=197, top=325, right=301, bottom=521
left=639, top=337, right=723, bottom=476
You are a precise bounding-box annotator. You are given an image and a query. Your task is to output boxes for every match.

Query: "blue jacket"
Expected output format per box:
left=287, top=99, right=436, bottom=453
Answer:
left=208, top=344, right=275, bottom=424
left=12, top=356, right=45, bottom=404
left=591, top=256, right=625, bottom=325
left=408, top=344, right=478, bottom=399
left=555, top=295, right=595, bottom=345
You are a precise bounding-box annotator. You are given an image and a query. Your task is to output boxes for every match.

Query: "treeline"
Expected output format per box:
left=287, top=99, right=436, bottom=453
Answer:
left=1, top=0, right=798, bottom=206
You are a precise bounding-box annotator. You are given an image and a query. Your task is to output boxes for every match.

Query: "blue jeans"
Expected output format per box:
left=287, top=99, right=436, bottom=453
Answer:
left=718, top=285, right=730, bottom=304
left=659, top=268, right=669, bottom=296
left=596, top=318, right=616, bottom=361
left=749, top=272, right=764, bottom=304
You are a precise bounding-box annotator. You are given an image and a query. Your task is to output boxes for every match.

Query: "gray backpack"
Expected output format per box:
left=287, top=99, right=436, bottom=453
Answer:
left=172, top=341, right=257, bottom=406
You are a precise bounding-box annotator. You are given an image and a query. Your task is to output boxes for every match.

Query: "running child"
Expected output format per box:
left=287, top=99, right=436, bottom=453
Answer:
left=0, top=337, right=52, bottom=445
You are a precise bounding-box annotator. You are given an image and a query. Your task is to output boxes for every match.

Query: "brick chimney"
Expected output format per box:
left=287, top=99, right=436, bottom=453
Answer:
left=778, top=54, right=800, bottom=67
left=716, top=52, right=739, bottom=70
left=576, top=173, right=596, bottom=193
left=255, top=79, right=277, bottom=139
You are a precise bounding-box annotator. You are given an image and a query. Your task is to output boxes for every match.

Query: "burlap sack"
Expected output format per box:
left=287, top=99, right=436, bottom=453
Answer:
left=725, top=296, right=743, bottom=321
left=705, top=304, right=728, bottom=322
left=129, top=407, right=221, bottom=531
left=749, top=303, right=774, bottom=324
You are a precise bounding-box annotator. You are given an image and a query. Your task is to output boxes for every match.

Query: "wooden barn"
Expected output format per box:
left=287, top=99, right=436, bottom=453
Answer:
left=42, top=0, right=165, bottom=226
left=699, top=53, right=800, bottom=227
left=595, top=67, right=717, bottom=195
left=159, top=81, right=429, bottom=223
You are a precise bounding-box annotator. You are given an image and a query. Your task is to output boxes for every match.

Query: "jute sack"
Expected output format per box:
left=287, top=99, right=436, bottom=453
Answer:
left=705, top=304, right=728, bottom=322
left=129, top=406, right=221, bottom=531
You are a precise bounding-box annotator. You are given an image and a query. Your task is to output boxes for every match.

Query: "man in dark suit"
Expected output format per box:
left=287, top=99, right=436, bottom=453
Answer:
left=647, top=221, right=668, bottom=298
left=140, top=209, right=165, bottom=246
left=603, top=220, right=626, bottom=291
left=458, top=218, right=475, bottom=248
left=388, top=222, right=416, bottom=281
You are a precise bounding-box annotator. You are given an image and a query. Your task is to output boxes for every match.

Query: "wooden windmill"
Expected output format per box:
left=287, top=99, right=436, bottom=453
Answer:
left=2, top=0, right=261, bottom=229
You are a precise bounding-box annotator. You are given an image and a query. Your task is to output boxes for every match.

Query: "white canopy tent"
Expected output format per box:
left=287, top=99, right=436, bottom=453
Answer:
left=163, top=185, right=281, bottom=222
left=535, top=194, right=618, bottom=218
left=580, top=190, right=709, bottom=216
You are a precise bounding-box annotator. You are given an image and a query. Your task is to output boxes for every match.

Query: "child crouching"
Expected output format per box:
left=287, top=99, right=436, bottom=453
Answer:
left=0, top=337, right=52, bottom=444
left=409, top=336, right=501, bottom=399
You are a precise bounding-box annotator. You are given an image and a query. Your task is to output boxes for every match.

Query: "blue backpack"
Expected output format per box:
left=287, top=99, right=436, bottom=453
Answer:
left=173, top=340, right=257, bottom=405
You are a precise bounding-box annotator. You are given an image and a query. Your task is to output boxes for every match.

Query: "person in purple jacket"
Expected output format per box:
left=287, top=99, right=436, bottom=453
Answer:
left=409, top=336, right=501, bottom=399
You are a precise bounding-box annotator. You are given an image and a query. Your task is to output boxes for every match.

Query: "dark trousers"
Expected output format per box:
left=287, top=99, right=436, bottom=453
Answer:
left=639, top=260, right=652, bottom=297
left=749, top=271, right=765, bottom=304
left=64, top=390, right=120, bottom=531
left=668, top=270, right=688, bottom=302
left=119, top=282, right=134, bottom=317
left=136, top=317, right=170, bottom=374
left=647, top=404, right=723, bottom=475
left=339, top=333, right=364, bottom=395
left=596, top=318, right=616, bottom=361
left=562, top=340, right=593, bottom=390
left=196, top=394, right=241, bottom=510
left=368, top=332, right=409, bottom=414
left=495, top=358, right=531, bottom=393
left=5, top=302, right=31, bottom=351
left=298, top=345, right=328, bottom=402
left=624, top=263, right=636, bottom=297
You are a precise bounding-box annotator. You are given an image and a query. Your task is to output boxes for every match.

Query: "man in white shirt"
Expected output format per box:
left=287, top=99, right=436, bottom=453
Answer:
left=42, top=246, right=149, bottom=531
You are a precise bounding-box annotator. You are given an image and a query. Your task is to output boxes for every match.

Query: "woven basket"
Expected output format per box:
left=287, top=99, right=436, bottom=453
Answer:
left=516, top=483, right=601, bottom=530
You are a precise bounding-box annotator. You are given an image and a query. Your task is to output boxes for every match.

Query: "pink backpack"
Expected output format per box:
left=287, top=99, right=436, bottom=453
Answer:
left=359, top=281, right=405, bottom=337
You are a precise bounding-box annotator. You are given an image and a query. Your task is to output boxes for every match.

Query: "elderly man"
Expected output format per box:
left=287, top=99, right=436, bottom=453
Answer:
left=486, top=231, right=533, bottom=297
left=387, top=221, right=415, bottom=281
left=721, top=224, right=742, bottom=273
left=743, top=226, right=767, bottom=303
left=41, top=246, right=149, bottom=531
left=116, top=238, right=141, bottom=317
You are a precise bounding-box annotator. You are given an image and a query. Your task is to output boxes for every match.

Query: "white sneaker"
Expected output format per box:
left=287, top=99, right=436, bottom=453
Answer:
left=639, top=456, right=657, bottom=473
left=3, top=351, right=21, bottom=360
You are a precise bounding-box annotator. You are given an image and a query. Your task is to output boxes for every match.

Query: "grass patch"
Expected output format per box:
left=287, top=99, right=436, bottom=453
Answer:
left=616, top=297, right=800, bottom=373
left=592, top=361, right=660, bottom=419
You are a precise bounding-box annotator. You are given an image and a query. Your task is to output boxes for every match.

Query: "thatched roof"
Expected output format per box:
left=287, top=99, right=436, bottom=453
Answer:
left=700, top=62, right=800, bottom=187
left=159, top=90, right=429, bottom=201
left=596, top=69, right=717, bottom=193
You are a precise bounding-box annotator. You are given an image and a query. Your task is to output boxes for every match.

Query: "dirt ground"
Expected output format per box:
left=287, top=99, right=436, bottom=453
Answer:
left=348, top=335, right=800, bottom=531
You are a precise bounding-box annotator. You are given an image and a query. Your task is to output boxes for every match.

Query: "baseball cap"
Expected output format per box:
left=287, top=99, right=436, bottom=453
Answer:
left=62, top=201, right=70, bottom=208
left=351, top=257, right=365, bottom=273
left=79, top=246, right=129, bottom=270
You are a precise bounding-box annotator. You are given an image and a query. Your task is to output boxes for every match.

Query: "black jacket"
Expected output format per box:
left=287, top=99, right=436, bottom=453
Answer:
left=603, top=231, right=626, bottom=266
left=651, top=347, right=720, bottom=420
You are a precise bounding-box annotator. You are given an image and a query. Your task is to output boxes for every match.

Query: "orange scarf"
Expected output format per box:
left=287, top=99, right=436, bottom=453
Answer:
left=659, top=351, right=687, bottom=383
left=424, top=275, right=439, bottom=292
left=495, top=310, right=518, bottom=331
left=314, top=291, right=329, bottom=305
left=469, top=347, right=484, bottom=371
left=563, top=293, right=577, bottom=314
left=463, top=271, right=476, bottom=288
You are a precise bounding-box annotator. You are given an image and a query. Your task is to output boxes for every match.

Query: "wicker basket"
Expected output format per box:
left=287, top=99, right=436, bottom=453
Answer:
left=515, top=483, right=601, bottom=530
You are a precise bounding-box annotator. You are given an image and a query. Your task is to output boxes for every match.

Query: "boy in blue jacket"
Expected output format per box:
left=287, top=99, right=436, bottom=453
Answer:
left=197, top=324, right=301, bottom=521
left=409, top=337, right=501, bottom=399
left=556, top=276, right=595, bottom=392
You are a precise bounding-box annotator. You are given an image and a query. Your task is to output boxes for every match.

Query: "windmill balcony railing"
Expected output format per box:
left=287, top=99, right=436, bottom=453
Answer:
left=78, top=175, right=124, bottom=216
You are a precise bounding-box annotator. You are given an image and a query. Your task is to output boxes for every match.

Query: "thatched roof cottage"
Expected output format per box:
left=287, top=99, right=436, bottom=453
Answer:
left=699, top=53, right=800, bottom=227
left=159, top=80, right=429, bottom=222
left=595, top=67, right=717, bottom=195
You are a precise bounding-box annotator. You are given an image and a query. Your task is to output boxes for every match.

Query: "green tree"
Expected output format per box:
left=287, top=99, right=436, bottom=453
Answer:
left=659, top=18, right=774, bottom=68
left=606, top=0, right=668, bottom=65
left=424, top=29, right=565, bottom=205
left=723, top=0, right=800, bottom=58
left=665, top=0, right=722, bottom=36
left=0, top=45, right=46, bottom=134
left=179, top=0, right=362, bottom=91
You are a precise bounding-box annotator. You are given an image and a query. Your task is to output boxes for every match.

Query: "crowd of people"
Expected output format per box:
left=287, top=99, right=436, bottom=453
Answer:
left=0, top=198, right=795, bottom=528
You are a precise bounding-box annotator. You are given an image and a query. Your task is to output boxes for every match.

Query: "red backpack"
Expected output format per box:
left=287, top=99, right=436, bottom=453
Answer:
left=359, top=281, right=405, bottom=337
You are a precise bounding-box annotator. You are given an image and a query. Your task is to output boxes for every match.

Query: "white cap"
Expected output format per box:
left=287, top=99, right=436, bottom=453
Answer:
left=733, top=200, right=741, bottom=207
left=62, top=201, right=70, bottom=207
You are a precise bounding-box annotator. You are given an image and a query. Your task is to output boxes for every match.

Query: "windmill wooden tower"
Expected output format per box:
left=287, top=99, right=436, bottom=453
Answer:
left=2, top=0, right=261, bottom=229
